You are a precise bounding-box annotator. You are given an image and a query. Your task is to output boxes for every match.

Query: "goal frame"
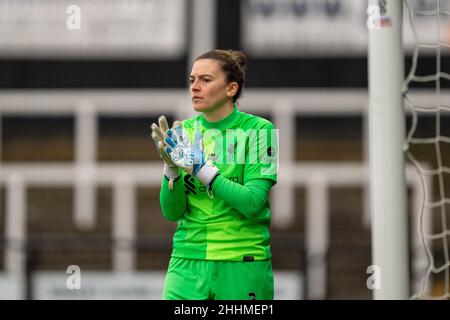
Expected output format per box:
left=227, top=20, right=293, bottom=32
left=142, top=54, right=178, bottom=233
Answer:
left=368, top=0, right=410, bottom=299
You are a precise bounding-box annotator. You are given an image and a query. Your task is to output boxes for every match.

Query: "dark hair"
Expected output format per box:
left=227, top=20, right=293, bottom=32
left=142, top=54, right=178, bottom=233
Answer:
left=195, top=49, right=246, bottom=102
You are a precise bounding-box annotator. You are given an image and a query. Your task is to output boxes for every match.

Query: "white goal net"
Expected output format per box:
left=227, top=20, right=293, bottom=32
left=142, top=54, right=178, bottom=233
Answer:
left=403, top=0, right=450, bottom=299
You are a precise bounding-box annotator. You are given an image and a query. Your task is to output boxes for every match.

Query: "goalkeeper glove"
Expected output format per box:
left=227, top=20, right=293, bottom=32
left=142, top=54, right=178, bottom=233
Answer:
left=165, top=122, right=219, bottom=189
left=150, top=115, right=180, bottom=190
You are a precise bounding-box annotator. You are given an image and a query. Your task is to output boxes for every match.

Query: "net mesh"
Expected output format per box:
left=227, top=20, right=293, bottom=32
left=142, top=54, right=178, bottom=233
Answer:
left=403, top=0, right=450, bottom=299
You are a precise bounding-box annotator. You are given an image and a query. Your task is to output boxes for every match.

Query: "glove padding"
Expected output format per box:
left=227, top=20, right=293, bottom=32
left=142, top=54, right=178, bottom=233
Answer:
left=150, top=116, right=181, bottom=190
left=165, top=122, right=219, bottom=187
left=150, top=116, right=178, bottom=168
left=164, top=123, right=203, bottom=176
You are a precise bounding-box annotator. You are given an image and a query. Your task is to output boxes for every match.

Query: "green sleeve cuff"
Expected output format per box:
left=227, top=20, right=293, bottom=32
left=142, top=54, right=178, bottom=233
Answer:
left=211, top=175, right=273, bottom=219
left=160, top=176, right=187, bottom=221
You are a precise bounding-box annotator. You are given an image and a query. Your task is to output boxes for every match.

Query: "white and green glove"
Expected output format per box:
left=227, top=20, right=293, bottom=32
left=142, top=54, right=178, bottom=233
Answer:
left=164, top=122, right=219, bottom=188
left=150, top=116, right=180, bottom=190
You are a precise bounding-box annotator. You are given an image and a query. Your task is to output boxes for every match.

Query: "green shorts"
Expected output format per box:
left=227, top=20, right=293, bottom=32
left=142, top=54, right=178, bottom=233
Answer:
left=162, top=257, right=274, bottom=300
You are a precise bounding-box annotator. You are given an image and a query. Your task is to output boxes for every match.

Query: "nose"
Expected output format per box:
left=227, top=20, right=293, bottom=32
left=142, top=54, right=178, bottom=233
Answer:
left=190, top=79, right=200, bottom=92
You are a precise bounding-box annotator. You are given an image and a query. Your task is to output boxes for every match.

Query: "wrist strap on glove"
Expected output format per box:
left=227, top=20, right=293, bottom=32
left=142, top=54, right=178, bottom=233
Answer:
left=196, top=163, right=219, bottom=186
left=164, top=164, right=180, bottom=190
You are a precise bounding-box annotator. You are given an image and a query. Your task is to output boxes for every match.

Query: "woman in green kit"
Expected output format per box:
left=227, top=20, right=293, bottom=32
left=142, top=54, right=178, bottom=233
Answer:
left=150, top=49, right=278, bottom=300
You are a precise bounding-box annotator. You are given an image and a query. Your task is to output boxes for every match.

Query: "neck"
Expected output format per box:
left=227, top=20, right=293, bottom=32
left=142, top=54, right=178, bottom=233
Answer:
left=203, top=100, right=234, bottom=122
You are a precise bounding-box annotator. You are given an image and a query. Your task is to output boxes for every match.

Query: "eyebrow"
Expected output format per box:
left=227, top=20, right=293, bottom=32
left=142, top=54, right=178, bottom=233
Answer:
left=189, top=74, right=214, bottom=79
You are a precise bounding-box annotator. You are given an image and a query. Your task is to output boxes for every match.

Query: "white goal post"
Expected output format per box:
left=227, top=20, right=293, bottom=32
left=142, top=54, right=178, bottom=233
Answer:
left=368, top=0, right=410, bottom=299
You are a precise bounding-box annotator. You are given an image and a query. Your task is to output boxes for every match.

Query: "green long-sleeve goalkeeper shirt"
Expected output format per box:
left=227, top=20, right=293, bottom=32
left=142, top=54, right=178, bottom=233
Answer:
left=159, top=105, right=278, bottom=261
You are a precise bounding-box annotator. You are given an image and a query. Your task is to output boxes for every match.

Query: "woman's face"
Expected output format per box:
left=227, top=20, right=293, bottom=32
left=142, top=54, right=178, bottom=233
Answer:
left=189, top=59, right=235, bottom=113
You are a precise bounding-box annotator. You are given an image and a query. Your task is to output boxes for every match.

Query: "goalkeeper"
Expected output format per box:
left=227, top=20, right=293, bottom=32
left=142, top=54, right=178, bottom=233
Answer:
left=150, top=49, right=278, bottom=300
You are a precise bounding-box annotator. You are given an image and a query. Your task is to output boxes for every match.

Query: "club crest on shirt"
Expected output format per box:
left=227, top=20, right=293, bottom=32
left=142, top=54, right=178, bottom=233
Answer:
left=258, top=144, right=277, bottom=163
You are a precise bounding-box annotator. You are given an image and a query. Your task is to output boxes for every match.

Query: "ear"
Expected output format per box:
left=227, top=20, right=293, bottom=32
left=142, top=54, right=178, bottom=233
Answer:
left=226, top=82, right=239, bottom=98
